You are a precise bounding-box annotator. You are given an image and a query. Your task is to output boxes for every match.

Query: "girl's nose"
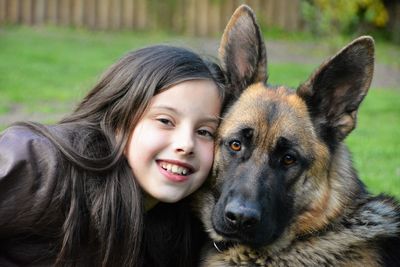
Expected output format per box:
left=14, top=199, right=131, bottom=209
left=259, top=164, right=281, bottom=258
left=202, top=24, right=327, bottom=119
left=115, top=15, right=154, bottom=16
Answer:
left=174, top=128, right=195, bottom=156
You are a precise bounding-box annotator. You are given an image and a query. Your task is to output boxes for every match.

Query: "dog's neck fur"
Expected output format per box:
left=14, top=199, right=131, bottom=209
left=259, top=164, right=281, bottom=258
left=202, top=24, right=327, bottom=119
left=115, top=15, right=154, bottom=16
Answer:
left=294, top=144, right=365, bottom=235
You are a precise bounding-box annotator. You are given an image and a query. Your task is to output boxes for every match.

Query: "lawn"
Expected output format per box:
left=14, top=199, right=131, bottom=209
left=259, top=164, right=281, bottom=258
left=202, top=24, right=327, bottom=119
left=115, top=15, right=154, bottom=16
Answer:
left=0, top=26, right=399, bottom=198
left=0, top=26, right=176, bottom=109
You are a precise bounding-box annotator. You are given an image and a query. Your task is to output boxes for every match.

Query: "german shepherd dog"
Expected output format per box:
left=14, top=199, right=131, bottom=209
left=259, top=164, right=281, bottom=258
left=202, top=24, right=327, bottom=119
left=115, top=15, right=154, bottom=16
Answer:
left=195, top=5, right=400, bottom=267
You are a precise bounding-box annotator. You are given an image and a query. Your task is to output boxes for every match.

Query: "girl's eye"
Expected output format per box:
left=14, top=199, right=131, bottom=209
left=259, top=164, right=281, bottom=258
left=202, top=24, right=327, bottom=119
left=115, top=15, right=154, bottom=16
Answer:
left=282, top=154, right=297, bottom=166
left=229, top=140, right=241, bottom=152
left=157, top=118, right=173, bottom=126
left=197, top=129, right=214, bottom=139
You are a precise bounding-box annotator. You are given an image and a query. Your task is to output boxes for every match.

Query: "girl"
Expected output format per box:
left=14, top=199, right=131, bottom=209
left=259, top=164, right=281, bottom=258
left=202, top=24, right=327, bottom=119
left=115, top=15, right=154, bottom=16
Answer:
left=0, top=45, right=225, bottom=266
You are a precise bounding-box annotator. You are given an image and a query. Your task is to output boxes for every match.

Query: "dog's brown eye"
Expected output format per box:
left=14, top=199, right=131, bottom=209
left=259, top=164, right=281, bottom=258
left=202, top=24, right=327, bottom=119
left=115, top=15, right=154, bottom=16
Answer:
left=282, top=155, right=296, bottom=166
left=229, top=140, right=242, bottom=152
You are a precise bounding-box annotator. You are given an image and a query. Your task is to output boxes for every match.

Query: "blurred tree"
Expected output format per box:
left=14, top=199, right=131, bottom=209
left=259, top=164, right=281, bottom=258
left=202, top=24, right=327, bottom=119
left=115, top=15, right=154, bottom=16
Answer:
left=383, top=0, right=400, bottom=43
left=301, top=0, right=389, bottom=37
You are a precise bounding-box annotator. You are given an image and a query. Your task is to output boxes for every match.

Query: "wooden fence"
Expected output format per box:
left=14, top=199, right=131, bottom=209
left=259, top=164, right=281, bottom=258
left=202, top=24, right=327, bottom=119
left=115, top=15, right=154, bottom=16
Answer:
left=0, top=0, right=301, bottom=36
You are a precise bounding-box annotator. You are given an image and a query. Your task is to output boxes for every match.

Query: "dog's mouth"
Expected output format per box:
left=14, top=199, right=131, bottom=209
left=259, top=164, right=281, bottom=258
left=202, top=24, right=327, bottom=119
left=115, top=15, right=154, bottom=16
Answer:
left=213, top=222, right=284, bottom=250
left=212, top=223, right=239, bottom=239
left=212, top=218, right=266, bottom=248
left=212, top=240, right=239, bottom=253
left=214, top=232, right=265, bottom=249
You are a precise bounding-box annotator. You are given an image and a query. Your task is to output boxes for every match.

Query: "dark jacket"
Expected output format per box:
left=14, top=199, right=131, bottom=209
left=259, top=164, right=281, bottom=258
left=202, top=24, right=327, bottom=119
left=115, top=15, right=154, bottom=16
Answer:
left=0, top=126, right=71, bottom=266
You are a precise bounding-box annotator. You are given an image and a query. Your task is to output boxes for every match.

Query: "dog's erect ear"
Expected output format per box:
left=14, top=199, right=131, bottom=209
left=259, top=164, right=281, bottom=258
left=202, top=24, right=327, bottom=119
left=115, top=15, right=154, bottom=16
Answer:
left=297, top=36, right=374, bottom=148
left=219, top=5, right=267, bottom=100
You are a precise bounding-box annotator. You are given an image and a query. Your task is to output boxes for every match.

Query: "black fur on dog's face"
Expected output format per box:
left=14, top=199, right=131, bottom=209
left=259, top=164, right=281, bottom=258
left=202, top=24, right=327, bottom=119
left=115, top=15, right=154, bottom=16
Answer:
left=200, top=5, right=374, bottom=249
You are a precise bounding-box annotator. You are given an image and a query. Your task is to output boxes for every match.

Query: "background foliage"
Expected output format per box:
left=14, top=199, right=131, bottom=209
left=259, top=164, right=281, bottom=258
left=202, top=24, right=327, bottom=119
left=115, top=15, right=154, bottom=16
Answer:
left=302, top=0, right=389, bottom=37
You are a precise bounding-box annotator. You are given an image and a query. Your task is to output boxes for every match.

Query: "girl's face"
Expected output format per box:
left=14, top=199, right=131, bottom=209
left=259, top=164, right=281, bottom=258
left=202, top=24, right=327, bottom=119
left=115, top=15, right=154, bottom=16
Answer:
left=125, top=80, right=221, bottom=204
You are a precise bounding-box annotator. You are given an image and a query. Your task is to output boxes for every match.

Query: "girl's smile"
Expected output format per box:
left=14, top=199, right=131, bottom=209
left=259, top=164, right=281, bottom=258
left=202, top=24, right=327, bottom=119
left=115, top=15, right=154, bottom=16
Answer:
left=158, top=159, right=194, bottom=179
left=158, top=160, right=192, bottom=182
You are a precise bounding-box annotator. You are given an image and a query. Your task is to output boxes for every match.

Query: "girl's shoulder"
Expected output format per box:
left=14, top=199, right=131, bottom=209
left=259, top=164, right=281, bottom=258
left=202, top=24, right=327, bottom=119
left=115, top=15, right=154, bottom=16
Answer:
left=0, top=125, right=65, bottom=171
left=2, top=124, right=47, bottom=138
left=0, top=125, right=66, bottom=247
left=0, top=125, right=55, bottom=155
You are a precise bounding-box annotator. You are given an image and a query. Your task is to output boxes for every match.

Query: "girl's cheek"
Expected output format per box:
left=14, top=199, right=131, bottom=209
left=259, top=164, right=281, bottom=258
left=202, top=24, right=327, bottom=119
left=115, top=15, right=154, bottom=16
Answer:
left=201, top=141, right=215, bottom=169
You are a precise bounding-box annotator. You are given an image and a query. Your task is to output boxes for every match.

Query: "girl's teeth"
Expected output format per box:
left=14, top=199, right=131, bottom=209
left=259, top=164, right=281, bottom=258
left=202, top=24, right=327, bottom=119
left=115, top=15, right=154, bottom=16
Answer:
left=172, top=165, right=179, bottom=173
left=161, top=162, right=190, bottom=175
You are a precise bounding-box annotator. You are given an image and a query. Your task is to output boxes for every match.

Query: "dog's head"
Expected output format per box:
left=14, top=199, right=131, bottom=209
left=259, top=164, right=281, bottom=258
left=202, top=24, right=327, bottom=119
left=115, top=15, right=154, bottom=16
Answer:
left=198, top=5, right=374, bottom=249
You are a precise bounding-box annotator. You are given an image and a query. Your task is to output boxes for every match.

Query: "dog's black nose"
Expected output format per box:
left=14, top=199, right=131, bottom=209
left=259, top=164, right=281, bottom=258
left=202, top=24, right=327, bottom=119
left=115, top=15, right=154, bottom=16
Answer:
left=224, top=200, right=261, bottom=230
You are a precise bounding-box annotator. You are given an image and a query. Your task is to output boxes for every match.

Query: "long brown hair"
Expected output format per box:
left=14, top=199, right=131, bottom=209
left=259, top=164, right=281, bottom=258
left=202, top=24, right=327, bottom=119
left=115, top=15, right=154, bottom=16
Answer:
left=17, top=45, right=225, bottom=266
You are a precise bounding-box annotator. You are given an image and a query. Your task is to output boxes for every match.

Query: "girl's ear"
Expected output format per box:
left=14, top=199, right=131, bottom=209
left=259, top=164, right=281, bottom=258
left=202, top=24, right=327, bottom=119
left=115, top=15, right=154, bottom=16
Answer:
left=219, top=5, right=268, bottom=102
left=297, top=36, right=375, bottom=146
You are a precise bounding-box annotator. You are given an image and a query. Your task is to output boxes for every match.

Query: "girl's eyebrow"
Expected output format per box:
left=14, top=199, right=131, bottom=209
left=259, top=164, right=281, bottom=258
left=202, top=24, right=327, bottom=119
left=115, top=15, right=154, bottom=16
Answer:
left=151, top=105, right=178, bottom=113
left=201, top=117, right=220, bottom=126
left=151, top=105, right=220, bottom=125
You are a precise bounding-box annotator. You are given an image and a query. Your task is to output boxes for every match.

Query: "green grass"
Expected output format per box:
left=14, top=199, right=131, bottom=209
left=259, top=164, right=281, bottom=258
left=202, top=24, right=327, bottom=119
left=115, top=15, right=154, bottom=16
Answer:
left=269, top=63, right=315, bottom=87
left=0, top=26, right=179, bottom=113
left=375, top=41, right=400, bottom=69
left=346, top=89, right=400, bottom=198
left=0, top=26, right=399, bottom=198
